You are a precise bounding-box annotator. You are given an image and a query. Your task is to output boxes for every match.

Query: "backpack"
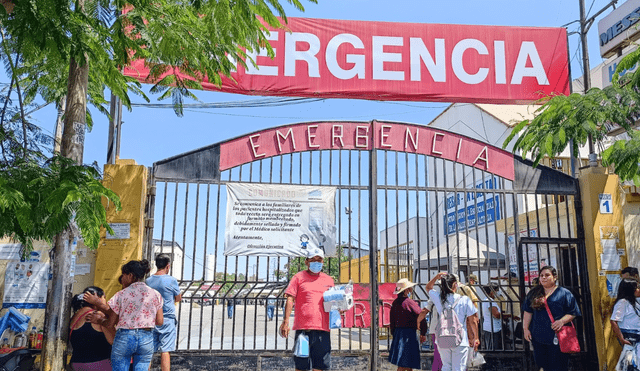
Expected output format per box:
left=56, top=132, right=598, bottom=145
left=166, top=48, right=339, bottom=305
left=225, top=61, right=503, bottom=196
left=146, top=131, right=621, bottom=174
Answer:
left=435, top=295, right=465, bottom=349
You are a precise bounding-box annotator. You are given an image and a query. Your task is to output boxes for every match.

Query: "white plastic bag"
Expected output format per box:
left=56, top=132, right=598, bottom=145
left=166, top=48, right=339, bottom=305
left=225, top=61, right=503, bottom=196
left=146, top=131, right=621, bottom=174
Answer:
left=329, top=308, right=342, bottom=329
left=466, top=348, right=486, bottom=368
left=293, top=333, right=309, bottom=358
left=616, top=344, right=638, bottom=371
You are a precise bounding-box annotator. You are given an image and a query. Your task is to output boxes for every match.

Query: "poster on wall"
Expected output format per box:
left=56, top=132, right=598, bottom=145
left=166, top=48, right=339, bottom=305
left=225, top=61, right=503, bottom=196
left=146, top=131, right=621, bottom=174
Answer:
left=3, top=262, right=49, bottom=308
left=225, top=183, right=336, bottom=257
left=507, top=229, right=556, bottom=282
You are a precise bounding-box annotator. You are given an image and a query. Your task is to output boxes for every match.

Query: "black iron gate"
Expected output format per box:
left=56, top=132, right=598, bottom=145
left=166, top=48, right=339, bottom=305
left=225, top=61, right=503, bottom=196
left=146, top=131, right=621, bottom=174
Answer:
left=143, top=121, right=596, bottom=370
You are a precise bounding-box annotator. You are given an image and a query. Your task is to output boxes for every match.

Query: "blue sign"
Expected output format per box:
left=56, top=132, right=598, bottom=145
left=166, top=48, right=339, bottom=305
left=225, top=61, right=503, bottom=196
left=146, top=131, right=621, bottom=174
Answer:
left=444, top=177, right=502, bottom=235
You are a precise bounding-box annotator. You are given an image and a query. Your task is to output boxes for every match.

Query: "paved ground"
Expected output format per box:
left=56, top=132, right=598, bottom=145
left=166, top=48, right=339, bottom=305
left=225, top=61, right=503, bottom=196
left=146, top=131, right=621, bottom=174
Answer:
left=174, top=302, right=523, bottom=353
left=174, top=303, right=386, bottom=351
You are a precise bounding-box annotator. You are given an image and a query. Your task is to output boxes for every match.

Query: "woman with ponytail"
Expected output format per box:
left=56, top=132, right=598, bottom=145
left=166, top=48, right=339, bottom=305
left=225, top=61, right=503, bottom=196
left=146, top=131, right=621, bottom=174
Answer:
left=425, top=272, right=479, bottom=371
left=85, top=260, right=164, bottom=371
left=610, top=278, right=640, bottom=370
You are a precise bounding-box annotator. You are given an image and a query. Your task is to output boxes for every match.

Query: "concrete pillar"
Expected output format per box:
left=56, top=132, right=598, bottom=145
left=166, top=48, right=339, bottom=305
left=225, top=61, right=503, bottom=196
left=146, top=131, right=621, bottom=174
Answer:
left=94, top=159, right=148, bottom=299
left=578, top=167, right=629, bottom=371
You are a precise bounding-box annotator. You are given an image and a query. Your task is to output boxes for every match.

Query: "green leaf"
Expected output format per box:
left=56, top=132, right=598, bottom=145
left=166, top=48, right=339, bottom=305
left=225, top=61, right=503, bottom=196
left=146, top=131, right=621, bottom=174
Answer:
left=558, top=128, right=566, bottom=143
left=545, top=134, right=553, bottom=156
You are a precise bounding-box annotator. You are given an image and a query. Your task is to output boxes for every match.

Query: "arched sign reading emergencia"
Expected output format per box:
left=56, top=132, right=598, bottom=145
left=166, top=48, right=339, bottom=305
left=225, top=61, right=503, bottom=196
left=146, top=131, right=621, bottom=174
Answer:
left=125, top=17, right=570, bottom=104
left=219, top=121, right=515, bottom=180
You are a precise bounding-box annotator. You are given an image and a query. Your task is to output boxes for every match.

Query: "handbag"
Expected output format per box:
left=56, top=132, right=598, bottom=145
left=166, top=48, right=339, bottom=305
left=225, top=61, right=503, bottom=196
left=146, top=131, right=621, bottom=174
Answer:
left=544, top=299, right=580, bottom=353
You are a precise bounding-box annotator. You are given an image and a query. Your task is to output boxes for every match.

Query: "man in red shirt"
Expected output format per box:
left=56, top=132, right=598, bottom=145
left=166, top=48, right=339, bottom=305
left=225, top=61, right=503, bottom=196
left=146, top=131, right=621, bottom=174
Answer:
left=279, top=247, right=335, bottom=371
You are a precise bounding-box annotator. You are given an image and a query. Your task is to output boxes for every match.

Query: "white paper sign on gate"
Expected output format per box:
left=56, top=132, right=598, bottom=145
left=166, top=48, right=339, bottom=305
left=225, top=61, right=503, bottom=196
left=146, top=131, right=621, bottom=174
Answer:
left=225, top=183, right=337, bottom=257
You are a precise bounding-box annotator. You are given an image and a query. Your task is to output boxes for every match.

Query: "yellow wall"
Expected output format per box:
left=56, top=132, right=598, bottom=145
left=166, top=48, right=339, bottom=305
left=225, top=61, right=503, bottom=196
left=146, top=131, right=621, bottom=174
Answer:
left=0, top=159, right=146, bottom=347
left=93, top=160, right=148, bottom=299
left=339, top=252, right=407, bottom=284
left=578, top=167, right=628, bottom=371
left=340, top=255, right=374, bottom=283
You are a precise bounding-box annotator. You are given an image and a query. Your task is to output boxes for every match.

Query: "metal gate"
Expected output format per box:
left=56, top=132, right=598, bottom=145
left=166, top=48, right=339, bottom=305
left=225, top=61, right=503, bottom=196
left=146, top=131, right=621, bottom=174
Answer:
left=143, top=121, right=596, bottom=370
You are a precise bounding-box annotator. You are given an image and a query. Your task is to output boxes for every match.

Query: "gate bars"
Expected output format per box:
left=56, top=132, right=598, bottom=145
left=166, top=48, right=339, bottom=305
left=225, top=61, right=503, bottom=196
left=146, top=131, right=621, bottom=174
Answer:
left=144, top=121, right=595, bottom=370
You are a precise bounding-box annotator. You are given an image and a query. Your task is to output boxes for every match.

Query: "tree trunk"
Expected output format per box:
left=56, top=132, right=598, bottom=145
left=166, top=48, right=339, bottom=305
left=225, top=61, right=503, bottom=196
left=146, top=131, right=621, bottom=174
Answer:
left=41, top=231, right=73, bottom=371
left=41, top=56, right=88, bottom=371
left=53, top=95, right=66, bottom=154
left=60, top=57, right=88, bottom=162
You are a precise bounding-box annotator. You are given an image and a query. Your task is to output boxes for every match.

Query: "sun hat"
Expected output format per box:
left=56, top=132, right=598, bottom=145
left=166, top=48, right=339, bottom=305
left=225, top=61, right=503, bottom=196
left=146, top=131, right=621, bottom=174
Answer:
left=306, top=247, right=325, bottom=259
left=393, top=278, right=418, bottom=295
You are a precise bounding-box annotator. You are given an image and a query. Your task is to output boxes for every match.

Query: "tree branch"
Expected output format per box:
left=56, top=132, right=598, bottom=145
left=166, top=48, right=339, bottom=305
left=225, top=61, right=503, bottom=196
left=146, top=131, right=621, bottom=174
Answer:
left=0, top=75, right=14, bottom=163
left=0, top=29, right=27, bottom=157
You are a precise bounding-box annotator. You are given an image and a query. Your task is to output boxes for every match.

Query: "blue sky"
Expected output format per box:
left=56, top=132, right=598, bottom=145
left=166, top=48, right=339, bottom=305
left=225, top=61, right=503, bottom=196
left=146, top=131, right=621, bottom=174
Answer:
left=30, top=0, right=614, bottom=279
left=24, top=0, right=618, bottom=169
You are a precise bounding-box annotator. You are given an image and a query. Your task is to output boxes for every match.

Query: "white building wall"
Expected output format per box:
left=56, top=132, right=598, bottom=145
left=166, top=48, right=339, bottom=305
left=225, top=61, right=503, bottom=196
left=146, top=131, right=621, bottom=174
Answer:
left=150, top=243, right=184, bottom=280
left=204, top=254, right=216, bottom=281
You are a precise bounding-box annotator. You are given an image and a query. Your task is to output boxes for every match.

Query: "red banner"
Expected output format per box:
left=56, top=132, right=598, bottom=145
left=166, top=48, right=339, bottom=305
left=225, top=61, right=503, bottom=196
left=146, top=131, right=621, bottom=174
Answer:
left=341, top=283, right=397, bottom=328
left=219, top=121, right=515, bottom=180
left=124, top=17, right=569, bottom=104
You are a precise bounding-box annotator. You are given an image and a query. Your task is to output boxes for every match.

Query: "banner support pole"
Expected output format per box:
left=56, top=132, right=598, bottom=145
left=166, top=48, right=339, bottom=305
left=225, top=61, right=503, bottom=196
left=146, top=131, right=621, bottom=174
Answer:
left=368, top=120, right=379, bottom=371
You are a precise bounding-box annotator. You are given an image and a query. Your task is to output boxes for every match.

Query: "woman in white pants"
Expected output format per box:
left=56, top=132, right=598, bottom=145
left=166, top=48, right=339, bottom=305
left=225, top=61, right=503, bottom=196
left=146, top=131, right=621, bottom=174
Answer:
left=425, top=272, right=479, bottom=371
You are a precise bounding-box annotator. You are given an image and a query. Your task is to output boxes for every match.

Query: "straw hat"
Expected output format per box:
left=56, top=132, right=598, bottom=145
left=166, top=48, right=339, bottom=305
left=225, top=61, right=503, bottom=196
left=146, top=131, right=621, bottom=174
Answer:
left=393, top=278, right=418, bottom=295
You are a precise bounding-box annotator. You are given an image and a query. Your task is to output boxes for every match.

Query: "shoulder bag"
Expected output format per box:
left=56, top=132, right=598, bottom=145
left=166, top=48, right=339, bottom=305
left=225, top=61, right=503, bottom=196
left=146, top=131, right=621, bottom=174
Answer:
left=544, top=299, right=580, bottom=353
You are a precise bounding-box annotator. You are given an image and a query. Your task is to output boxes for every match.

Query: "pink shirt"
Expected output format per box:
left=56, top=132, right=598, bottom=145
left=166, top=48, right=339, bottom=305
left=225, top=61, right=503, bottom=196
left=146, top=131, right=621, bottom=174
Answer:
left=109, top=282, right=163, bottom=330
left=285, top=270, right=334, bottom=332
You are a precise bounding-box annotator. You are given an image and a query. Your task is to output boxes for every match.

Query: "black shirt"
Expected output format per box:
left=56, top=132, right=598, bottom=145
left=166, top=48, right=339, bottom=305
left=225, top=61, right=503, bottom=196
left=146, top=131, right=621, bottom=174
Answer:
left=69, top=322, right=111, bottom=363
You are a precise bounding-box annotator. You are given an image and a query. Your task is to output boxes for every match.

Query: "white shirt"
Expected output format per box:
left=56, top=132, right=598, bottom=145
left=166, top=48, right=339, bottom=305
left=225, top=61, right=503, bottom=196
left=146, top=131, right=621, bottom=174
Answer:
left=481, top=300, right=502, bottom=333
left=428, top=288, right=478, bottom=347
left=611, top=299, right=640, bottom=330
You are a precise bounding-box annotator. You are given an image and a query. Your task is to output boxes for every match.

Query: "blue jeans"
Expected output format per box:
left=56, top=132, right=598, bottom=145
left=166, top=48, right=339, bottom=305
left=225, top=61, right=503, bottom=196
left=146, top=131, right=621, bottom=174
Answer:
left=111, top=329, right=155, bottom=371
left=227, top=306, right=234, bottom=318
left=267, top=305, right=275, bottom=320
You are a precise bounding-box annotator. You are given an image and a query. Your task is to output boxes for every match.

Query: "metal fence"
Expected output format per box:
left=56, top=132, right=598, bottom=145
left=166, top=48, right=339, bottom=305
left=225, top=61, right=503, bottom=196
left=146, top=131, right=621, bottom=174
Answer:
left=144, top=121, right=595, bottom=370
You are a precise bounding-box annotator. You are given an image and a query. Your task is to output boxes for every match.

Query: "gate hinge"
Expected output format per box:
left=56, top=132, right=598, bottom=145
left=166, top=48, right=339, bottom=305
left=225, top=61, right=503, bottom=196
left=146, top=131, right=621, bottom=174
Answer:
left=145, top=218, right=154, bottom=228
left=148, top=185, right=156, bottom=197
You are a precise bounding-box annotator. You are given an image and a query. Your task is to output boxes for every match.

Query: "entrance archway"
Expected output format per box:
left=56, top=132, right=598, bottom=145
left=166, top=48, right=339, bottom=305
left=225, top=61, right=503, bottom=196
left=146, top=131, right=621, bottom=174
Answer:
left=145, top=120, right=595, bottom=370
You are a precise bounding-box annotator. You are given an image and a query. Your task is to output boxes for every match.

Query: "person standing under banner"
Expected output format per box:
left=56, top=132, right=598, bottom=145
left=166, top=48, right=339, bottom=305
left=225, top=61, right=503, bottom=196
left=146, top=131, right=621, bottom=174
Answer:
left=480, top=284, right=502, bottom=351
left=266, top=295, right=277, bottom=321
left=425, top=272, right=479, bottom=371
left=522, top=266, right=581, bottom=371
left=610, top=278, right=640, bottom=370
left=69, top=286, right=114, bottom=371
left=280, top=247, right=334, bottom=371
left=84, top=260, right=164, bottom=371
left=226, top=298, right=235, bottom=319
left=146, top=254, right=182, bottom=371
left=388, top=278, right=428, bottom=371
left=417, top=300, right=443, bottom=371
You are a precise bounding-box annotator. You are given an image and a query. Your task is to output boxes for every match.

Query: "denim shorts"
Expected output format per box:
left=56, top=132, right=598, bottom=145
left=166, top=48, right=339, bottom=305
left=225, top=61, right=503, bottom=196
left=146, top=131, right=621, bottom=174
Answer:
left=111, top=328, right=155, bottom=371
left=154, top=317, right=177, bottom=352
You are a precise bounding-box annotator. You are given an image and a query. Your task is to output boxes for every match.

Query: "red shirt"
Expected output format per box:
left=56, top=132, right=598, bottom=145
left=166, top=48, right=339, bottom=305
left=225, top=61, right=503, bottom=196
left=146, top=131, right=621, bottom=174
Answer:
left=389, top=295, right=428, bottom=336
left=285, top=270, right=334, bottom=332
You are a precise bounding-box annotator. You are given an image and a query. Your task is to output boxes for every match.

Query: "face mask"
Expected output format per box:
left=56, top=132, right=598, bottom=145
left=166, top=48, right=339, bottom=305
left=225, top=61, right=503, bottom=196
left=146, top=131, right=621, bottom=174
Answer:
left=309, top=262, right=323, bottom=273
